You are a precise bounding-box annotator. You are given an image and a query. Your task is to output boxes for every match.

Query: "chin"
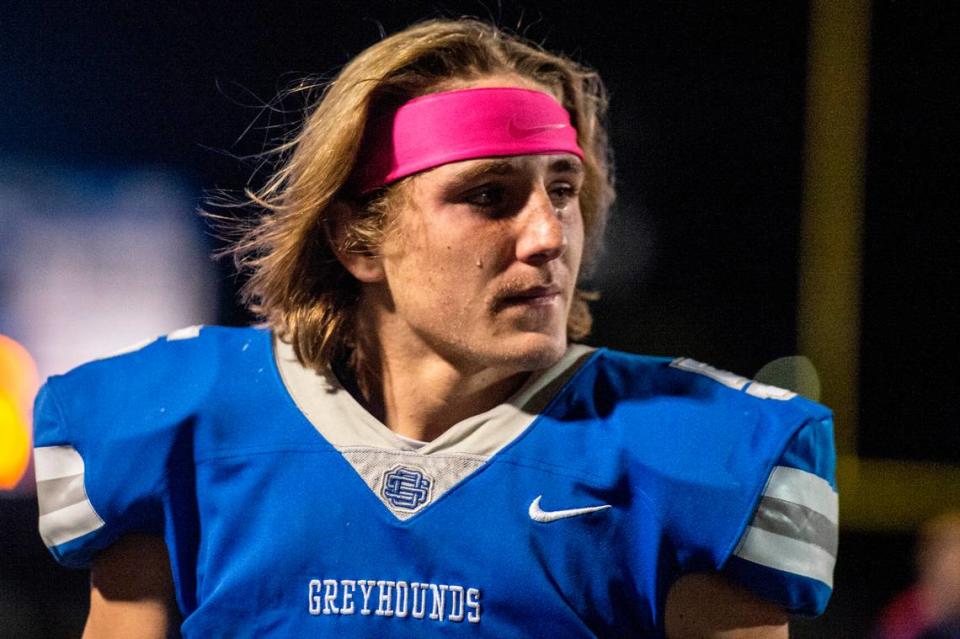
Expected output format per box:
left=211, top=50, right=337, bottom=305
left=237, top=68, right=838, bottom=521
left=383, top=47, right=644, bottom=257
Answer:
left=493, top=330, right=569, bottom=372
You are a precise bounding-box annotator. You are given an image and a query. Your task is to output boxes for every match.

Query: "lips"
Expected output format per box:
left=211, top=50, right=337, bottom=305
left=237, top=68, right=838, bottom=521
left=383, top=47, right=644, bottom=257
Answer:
left=497, top=285, right=562, bottom=308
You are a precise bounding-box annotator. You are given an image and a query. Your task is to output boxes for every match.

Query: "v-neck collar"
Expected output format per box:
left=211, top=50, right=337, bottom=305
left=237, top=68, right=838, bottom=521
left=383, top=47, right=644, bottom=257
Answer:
left=273, top=337, right=596, bottom=457
left=271, top=335, right=597, bottom=521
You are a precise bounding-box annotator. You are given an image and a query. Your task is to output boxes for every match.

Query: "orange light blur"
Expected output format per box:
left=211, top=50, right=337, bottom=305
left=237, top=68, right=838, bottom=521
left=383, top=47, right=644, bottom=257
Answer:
left=0, top=335, right=40, bottom=490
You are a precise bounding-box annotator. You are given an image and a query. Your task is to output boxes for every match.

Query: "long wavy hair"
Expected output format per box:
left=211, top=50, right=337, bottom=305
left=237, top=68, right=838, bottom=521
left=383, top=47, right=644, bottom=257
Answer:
left=219, top=18, right=615, bottom=375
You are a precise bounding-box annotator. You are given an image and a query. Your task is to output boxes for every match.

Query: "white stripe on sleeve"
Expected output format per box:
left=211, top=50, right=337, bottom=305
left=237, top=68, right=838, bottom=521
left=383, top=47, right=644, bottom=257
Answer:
left=38, top=498, right=105, bottom=548
left=34, top=445, right=86, bottom=481
left=34, top=445, right=105, bottom=547
left=733, top=464, right=838, bottom=586
left=734, top=526, right=836, bottom=587
left=763, top=465, right=838, bottom=525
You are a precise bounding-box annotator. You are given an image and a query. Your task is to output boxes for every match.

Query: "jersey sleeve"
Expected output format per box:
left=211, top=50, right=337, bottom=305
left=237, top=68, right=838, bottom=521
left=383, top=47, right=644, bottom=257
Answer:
left=32, top=329, right=213, bottom=569
left=33, top=378, right=170, bottom=569
left=721, top=415, right=838, bottom=615
left=33, top=383, right=110, bottom=567
left=583, top=352, right=838, bottom=626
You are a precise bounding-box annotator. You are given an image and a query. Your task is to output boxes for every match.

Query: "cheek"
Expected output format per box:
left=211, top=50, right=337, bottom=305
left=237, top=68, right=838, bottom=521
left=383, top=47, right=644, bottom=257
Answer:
left=415, top=214, right=512, bottom=277
left=384, top=233, right=486, bottom=316
left=565, top=211, right=586, bottom=269
left=469, top=221, right=517, bottom=270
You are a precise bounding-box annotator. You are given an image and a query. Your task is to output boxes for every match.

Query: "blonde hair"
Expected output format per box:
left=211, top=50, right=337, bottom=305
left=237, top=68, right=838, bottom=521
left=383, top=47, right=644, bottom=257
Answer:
left=221, top=18, right=615, bottom=373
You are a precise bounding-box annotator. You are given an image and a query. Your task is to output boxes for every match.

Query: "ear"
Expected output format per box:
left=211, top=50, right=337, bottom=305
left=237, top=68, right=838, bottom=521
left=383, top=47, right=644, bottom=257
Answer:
left=328, top=200, right=385, bottom=283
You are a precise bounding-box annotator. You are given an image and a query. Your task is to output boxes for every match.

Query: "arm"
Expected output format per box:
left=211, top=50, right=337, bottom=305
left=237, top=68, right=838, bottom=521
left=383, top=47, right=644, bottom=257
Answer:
left=83, top=534, right=178, bottom=639
left=665, top=573, right=788, bottom=639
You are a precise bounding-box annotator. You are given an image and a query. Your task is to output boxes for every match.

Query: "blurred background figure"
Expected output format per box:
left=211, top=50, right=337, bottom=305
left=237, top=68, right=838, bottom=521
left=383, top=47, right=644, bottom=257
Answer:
left=874, top=513, right=960, bottom=639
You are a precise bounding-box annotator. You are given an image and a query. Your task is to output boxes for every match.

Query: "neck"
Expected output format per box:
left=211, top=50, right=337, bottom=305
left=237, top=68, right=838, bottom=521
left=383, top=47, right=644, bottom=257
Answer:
left=377, top=356, right=529, bottom=442
left=352, top=306, right=531, bottom=442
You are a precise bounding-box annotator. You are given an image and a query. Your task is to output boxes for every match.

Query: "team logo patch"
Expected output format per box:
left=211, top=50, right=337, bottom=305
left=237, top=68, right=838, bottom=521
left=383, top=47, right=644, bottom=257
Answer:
left=381, top=466, right=433, bottom=511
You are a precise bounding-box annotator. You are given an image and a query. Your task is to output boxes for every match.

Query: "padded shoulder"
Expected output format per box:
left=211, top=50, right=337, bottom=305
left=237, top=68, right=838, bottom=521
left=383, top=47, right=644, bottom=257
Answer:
left=33, top=325, right=266, bottom=568
left=564, top=349, right=834, bottom=584
left=49, top=324, right=258, bottom=398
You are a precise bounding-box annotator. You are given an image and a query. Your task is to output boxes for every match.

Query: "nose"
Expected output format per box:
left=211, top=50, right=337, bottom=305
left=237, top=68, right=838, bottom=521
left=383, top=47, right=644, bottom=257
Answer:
left=515, top=188, right=566, bottom=266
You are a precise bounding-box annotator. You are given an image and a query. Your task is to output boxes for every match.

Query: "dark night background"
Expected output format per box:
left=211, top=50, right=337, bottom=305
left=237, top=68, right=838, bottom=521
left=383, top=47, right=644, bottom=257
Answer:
left=1, top=1, right=958, bottom=636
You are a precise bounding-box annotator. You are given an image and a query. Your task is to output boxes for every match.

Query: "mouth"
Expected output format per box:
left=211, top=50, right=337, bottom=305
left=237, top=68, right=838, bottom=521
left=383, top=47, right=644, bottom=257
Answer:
left=497, top=285, right=563, bottom=309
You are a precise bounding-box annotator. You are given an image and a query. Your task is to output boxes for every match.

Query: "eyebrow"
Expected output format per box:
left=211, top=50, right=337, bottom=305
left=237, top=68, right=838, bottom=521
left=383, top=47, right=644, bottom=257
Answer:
left=548, top=157, right=584, bottom=176
left=451, top=156, right=584, bottom=184
left=452, top=159, right=517, bottom=183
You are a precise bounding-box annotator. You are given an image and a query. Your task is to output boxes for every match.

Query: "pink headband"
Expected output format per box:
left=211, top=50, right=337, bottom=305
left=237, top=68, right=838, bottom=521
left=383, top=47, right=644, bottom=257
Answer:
left=351, top=87, right=584, bottom=193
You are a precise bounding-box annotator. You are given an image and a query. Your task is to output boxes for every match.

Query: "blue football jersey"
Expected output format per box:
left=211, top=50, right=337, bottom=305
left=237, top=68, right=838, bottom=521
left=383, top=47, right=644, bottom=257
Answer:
left=33, top=325, right=837, bottom=637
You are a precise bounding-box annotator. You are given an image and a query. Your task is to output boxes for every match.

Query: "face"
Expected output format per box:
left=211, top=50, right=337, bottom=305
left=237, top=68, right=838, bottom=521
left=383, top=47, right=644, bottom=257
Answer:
left=369, top=150, right=585, bottom=374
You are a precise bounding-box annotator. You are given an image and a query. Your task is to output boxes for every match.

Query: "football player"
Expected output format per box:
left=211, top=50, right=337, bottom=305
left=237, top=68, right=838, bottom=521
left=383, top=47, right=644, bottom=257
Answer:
left=34, top=18, right=837, bottom=638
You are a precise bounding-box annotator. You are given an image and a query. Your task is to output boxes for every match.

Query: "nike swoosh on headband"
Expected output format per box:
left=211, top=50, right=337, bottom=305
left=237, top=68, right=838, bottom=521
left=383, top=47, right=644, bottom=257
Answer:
left=508, top=120, right=569, bottom=139
left=528, top=495, right=612, bottom=523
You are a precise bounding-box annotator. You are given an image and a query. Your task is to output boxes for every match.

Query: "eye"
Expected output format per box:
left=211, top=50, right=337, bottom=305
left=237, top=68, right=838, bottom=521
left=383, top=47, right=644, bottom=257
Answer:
left=463, top=184, right=506, bottom=209
left=549, top=183, right=579, bottom=209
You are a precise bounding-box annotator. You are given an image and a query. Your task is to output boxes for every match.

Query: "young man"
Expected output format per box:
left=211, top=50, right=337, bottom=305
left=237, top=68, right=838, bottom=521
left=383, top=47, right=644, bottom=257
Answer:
left=33, top=18, right=837, bottom=638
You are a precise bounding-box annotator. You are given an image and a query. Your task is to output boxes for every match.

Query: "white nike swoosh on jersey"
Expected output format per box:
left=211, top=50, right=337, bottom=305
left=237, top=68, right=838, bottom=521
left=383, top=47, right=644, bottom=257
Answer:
left=528, top=495, right=612, bottom=523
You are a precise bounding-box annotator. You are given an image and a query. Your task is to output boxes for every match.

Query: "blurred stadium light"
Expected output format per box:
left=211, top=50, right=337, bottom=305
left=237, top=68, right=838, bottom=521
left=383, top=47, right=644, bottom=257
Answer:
left=0, top=334, right=38, bottom=490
